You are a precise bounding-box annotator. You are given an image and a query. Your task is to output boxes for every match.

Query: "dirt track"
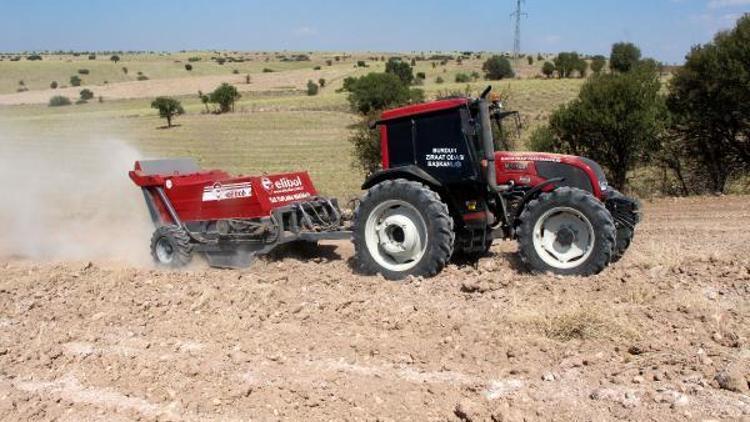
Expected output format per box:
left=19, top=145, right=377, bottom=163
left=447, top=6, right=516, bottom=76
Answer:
left=0, top=196, right=749, bottom=421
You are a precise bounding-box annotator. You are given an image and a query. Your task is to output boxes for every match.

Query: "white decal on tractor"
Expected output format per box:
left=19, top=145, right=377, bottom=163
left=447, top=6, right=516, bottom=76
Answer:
left=202, top=182, right=253, bottom=202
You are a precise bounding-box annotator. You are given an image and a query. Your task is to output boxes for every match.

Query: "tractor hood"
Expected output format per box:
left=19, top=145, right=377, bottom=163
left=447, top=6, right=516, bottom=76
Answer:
left=494, top=151, right=609, bottom=199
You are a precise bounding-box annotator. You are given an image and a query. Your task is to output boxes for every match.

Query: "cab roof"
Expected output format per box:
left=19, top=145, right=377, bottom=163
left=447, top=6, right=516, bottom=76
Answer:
left=379, top=98, right=468, bottom=123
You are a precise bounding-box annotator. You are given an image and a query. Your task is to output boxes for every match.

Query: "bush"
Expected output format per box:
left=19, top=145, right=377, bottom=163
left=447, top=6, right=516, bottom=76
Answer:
left=436, top=76, right=444, bottom=84
left=75, top=99, right=88, bottom=105
left=122, top=67, right=128, bottom=74
left=385, top=58, right=413, bottom=84
left=78, top=69, right=90, bottom=75
left=188, top=57, right=201, bottom=62
left=482, top=56, right=514, bottom=80
left=416, top=72, right=426, bottom=80
left=79, top=89, right=94, bottom=100
left=610, top=42, right=641, bottom=73
left=454, top=73, right=471, bottom=83
left=306, top=80, right=319, bottom=96
left=209, top=83, right=241, bottom=113
left=185, top=64, right=193, bottom=71
left=137, top=75, right=149, bottom=81
left=262, top=68, right=274, bottom=73
left=48, top=96, right=72, bottom=107
left=70, top=75, right=82, bottom=86
left=527, top=56, right=534, bottom=65
left=232, top=69, right=239, bottom=74
left=541, top=66, right=666, bottom=189
left=542, top=62, right=555, bottom=78
left=666, top=15, right=750, bottom=193
left=318, top=78, right=326, bottom=88
left=216, top=58, right=226, bottom=65
left=356, top=60, right=367, bottom=67
left=27, top=54, right=43, bottom=61
left=313, top=66, right=321, bottom=70
left=151, top=97, right=184, bottom=128
left=349, top=118, right=382, bottom=175
left=88, top=54, right=96, bottom=60
left=50, top=81, right=58, bottom=89
left=326, top=59, right=333, bottom=66
left=528, top=125, right=556, bottom=152
left=345, top=72, right=423, bottom=115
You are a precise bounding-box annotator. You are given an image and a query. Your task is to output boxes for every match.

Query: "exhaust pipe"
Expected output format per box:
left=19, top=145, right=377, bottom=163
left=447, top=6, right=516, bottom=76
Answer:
left=478, top=96, right=498, bottom=190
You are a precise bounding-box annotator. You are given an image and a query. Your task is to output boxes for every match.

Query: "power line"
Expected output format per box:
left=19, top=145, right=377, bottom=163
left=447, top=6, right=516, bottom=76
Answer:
left=510, top=0, right=527, bottom=65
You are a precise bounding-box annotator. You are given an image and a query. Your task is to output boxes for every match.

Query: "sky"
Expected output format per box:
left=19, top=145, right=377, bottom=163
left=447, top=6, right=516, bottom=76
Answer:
left=0, top=0, right=748, bottom=64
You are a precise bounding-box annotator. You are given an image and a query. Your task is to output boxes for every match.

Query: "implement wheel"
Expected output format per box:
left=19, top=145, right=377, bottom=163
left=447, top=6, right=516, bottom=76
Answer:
left=353, top=179, right=454, bottom=280
left=150, top=225, right=193, bottom=268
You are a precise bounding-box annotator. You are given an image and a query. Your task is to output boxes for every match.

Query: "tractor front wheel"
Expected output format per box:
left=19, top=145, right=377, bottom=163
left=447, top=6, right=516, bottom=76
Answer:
left=353, top=179, right=454, bottom=280
left=517, top=187, right=615, bottom=276
left=150, top=225, right=193, bottom=268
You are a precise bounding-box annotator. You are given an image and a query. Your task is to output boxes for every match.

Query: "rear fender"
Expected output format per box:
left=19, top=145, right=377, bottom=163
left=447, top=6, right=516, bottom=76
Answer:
left=361, top=165, right=443, bottom=191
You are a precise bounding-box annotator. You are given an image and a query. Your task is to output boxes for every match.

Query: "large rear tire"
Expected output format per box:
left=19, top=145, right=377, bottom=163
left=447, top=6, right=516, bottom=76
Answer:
left=517, top=187, right=615, bottom=276
left=150, top=225, right=193, bottom=268
left=353, top=179, right=454, bottom=280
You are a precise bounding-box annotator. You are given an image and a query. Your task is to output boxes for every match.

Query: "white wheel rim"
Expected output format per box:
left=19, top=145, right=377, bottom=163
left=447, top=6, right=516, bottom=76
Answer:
left=155, top=237, right=175, bottom=264
left=532, top=206, right=595, bottom=270
left=364, top=199, right=428, bottom=272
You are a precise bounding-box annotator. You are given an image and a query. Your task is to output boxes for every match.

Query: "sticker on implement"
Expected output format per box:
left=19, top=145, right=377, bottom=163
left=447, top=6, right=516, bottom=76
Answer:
left=202, top=182, right=252, bottom=202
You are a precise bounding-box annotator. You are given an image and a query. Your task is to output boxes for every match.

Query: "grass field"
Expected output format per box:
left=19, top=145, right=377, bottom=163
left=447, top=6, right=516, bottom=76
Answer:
left=0, top=51, right=579, bottom=200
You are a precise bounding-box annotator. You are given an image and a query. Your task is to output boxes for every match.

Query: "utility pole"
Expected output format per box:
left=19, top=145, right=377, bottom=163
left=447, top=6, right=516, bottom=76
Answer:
left=511, top=0, right=527, bottom=65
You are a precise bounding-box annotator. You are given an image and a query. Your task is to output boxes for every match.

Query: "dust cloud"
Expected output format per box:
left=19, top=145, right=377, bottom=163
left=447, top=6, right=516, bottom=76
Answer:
left=0, top=134, right=154, bottom=265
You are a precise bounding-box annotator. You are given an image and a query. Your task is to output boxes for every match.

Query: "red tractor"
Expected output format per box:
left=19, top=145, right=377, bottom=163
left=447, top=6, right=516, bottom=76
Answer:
left=130, top=87, right=640, bottom=279
left=352, top=86, right=640, bottom=279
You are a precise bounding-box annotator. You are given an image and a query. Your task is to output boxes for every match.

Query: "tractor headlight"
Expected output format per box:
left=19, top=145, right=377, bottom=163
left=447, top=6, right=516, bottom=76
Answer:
left=599, top=181, right=608, bottom=192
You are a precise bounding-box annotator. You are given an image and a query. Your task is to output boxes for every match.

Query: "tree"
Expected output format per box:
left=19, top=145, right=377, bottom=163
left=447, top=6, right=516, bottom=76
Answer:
left=482, top=55, right=515, bottom=80
left=542, top=62, right=555, bottom=78
left=539, top=66, right=666, bottom=190
left=590, top=55, right=607, bottom=74
left=553, top=52, right=585, bottom=78
left=346, top=72, right=423, bottom=115
left=527, top=56, right=534, bottom=65
left=79, top=89, right=94, bottom=101
left=110, top=55, right=120, bottom=63
left=346, top=72, right=424, bottom=173
left=151, top=97, right=184, bottom=128
left=70, top=75, right=82, bottom=87
left=307, top=80, right=319, bottom=96
left=385, top=58, right=414, bottom=85
left=575, top=59, right=589, bottom=78
left=610, top=42, right=642, bottom=73
left=209, top=83, right=241, bottom=113
left=666, top=14, right=750, bottom=193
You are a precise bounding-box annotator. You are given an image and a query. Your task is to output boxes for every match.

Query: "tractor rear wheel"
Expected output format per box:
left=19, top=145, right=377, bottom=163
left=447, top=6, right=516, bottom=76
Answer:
left=353, top=179, right=454, bottom=280
left=150, top=225, right=193, bottom=268
left=517, top=187, right=615, bottom=276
